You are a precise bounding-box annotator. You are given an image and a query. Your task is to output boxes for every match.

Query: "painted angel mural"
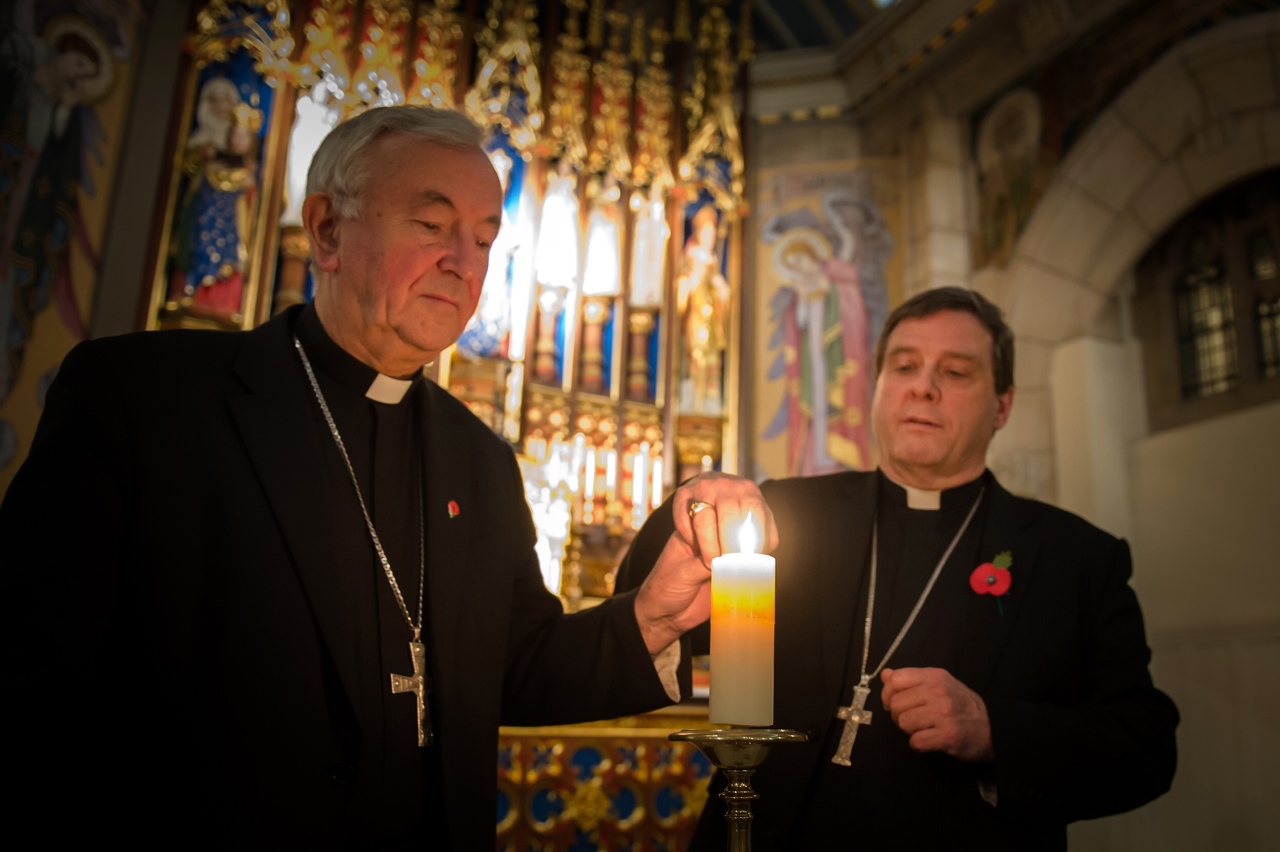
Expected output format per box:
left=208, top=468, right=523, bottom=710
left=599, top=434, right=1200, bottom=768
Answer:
left=0, top=7, right=113, bottom=404
left=762, top=191, right=893, bottom=475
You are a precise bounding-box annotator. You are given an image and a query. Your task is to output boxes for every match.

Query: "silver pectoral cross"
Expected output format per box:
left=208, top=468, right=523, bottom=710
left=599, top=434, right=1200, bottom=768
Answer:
left=831, top=682, right=873, bottom=767
left=390, top=639, right=433, bottom=746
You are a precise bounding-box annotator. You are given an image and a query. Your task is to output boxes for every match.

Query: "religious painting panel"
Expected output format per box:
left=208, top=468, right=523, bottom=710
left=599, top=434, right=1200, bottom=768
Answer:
left=0, top=0, right=154, bottom=495
left=753, top=159, right=904, bottom=482
left=155, top=48, right=277, bottom=331
left=674, top=192, right=731, bottom=419
left=971, top=85, right=1056, bottom=270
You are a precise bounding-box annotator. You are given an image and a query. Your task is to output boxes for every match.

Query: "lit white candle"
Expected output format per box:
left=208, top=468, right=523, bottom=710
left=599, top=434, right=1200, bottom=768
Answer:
left=710, top=514, right=775, bottom=726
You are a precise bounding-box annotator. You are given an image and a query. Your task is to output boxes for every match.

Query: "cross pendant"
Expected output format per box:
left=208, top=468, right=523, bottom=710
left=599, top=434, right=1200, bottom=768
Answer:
left=390, top=640, right=433, bottom=746
left=831, top=683, right=873, bottom=766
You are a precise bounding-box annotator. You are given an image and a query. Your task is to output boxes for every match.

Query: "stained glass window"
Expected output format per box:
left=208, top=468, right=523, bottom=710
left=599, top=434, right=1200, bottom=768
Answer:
left=1175, top=235, right=1238, bottom=398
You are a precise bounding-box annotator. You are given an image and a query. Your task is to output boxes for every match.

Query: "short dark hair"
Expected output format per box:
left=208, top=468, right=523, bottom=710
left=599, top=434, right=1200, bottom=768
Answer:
left=874, top=287, right=1015, bottom=394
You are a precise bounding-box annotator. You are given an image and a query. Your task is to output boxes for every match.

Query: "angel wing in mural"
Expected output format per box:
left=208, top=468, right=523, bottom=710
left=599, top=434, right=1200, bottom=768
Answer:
left=761, top=192, right=894, bottom=476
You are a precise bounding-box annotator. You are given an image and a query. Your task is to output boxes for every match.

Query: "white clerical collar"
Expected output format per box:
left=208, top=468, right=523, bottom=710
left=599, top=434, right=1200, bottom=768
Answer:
left=880, top=470, right=942, bottom=510
left=365, top=372, right=415, bottom=404
left=904, top=485, right=941, bottom=510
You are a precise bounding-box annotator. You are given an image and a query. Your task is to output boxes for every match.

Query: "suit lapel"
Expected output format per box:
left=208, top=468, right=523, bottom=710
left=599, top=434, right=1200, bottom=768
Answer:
left=956, top=477, right=1037, bottom=692
left=226, top=313, right=362, bottom=704
left=418, top=382, right=470, bottom=700
left=817, top=473, right=878, bottom=708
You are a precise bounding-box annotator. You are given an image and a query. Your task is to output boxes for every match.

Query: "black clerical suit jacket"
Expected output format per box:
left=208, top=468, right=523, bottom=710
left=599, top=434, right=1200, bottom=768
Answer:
left=0, top=307, right=673, bottom=848
left=618, top=470, right=1178, bottom=851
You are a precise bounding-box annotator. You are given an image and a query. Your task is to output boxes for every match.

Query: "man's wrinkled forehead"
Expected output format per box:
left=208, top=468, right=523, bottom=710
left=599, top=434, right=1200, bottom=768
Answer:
left=880, top=310, right=996, bottom=365
left=409, top=187, right=502, bottom=229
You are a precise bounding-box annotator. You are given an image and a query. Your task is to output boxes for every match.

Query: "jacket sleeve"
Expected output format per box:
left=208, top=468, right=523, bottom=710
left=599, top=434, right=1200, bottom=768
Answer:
left=614, top=494, right=710, bottom=656
left=0, top=340, right=139, bottom=798
left=497, top=447, right=683, bottom=725
left=1, top=340, right=134, bottom=647
left=984, top=536, right=1179, bottom=822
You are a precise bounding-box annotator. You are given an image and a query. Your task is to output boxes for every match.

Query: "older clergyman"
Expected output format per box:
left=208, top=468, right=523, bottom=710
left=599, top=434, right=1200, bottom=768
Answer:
left=619, top=286, right=1178, bottom=850
left=0, top=106, right=728, bottom=848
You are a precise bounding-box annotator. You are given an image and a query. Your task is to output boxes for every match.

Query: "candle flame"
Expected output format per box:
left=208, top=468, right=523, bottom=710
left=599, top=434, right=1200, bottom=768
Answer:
left=738, top=513, right=760, bottom=555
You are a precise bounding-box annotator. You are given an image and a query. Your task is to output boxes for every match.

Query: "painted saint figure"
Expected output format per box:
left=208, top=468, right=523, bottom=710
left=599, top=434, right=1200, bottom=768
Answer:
left=676, top=205, right=729, bottom=415
left=166, top=77, right=262, bottom=324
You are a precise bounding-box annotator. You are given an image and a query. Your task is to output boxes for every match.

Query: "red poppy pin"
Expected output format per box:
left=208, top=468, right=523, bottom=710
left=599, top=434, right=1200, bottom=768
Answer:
left=447, top=500, right=460, bottom=519
left=970, top=551, right=1012, bottom=614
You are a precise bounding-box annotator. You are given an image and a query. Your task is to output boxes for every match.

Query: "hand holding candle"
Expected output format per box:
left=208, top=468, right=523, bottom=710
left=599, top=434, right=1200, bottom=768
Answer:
left=710, top=513, right=775, bottom=727
left=675, top=472, right=779, bottom=564
left=632, top=473, right=777, bottom=657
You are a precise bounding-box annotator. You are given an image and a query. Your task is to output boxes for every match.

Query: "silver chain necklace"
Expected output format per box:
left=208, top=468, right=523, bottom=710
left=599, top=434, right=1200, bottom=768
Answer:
left=294, top=336, right=432, bottom=746
left=831, top=486, right=985, bottom=766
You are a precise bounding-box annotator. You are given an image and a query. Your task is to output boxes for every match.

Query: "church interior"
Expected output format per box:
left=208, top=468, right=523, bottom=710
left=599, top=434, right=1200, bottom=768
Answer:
left=1, top=0, right=1277, bottom=848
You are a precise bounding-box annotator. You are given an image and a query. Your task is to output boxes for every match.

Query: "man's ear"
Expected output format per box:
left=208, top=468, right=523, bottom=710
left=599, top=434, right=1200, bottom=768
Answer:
left=993, top=387, right=1015, bottom=432
left=302, top=193, right=341, bottom=273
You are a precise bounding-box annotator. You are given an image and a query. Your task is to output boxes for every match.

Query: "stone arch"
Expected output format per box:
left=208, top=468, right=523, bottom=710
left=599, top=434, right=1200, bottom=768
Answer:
left=1005, top=10, right=1280, bottom=342
left=979, top=11, right=1280, bottom=503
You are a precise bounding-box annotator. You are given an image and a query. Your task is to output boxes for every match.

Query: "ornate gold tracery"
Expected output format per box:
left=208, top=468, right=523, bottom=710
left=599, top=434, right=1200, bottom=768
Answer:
left=191, top=0, right=296, bottom=72
left=677, top=0, right=746, bottom=219
left=408, top=0, right=463, bottom=107
left=464, top=0, right=543, bottom=156
left=541, top=0, right=590, bottom=167
left=586, top=5, right=632, bottom=183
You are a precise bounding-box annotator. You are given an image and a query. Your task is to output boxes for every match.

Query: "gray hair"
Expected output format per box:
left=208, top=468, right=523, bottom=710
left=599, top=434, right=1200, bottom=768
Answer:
left=305, top=105, right=486, bottom=218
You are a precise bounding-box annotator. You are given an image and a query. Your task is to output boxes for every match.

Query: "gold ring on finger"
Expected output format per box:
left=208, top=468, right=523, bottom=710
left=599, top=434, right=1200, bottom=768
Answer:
left=688, top=501, right=714, bottom=518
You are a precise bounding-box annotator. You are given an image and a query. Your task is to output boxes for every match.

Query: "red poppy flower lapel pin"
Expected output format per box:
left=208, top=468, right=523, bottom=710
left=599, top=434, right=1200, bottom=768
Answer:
left=447, top=500, right=460, bottom=519
left=970, top=550, right=1013, bottom=614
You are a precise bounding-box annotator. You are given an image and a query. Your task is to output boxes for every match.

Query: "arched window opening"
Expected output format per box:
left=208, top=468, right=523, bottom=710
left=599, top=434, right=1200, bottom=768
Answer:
left=1174, top=227, right=1238, bottom=398
left=1134, top=170, right=1280, bottom=431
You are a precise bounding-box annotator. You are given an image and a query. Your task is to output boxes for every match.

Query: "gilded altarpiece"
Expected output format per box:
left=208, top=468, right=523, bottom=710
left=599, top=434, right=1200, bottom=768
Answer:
left=142, top=1, right=754, bottom=848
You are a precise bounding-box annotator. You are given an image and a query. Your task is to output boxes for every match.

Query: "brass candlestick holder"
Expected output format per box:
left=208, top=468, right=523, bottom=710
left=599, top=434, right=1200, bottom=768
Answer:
left=670, top=728, right=806, bottom=851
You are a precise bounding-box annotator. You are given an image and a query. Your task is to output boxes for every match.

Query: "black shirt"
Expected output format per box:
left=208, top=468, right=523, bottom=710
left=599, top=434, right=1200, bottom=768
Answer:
left=295, top=306, right=449, bottom=848
left=795, top=470, right=990, bottom=848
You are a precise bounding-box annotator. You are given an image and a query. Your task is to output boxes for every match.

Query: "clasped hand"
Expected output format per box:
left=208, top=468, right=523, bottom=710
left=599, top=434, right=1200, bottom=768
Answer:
left=880, top=667, right=994, bottom=762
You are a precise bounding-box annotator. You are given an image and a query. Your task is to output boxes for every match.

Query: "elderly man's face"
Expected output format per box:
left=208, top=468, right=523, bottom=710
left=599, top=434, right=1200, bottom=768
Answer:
left=328, top=134, right=502, bottom=371
left=871, top=310, right=1013, bottom=490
